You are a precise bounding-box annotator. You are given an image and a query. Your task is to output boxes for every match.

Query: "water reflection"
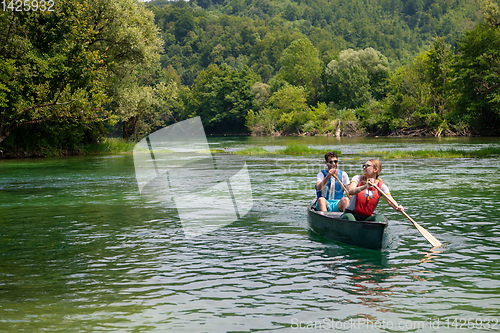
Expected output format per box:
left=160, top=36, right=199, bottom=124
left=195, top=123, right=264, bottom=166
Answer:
left=313, top=240, right=395, bottom=315
left=419, top=247, right=445, bottom=264
left=1, top=137, right=500, bottom=331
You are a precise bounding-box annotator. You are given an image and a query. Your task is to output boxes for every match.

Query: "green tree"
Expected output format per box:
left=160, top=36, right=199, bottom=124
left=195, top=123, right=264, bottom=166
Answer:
left=425, top=37, right=455, bottom=119
left=88, top=0, right=162, bottom=72
left=147, top=0, right=484, bottom=90
left=174, top=9, right=195, bottom=42
left=112, top=79, right=180, bottom=141
left=383, top=54, right=436, bottom=131
left=482, top=0, right=500, bottom=26
left=87, top=0, right=164, bottom=140
left=325, top=48, right=389, bottom=108
left=250, top=82, right=271, bottom=110
left=187, top=64, right=260, bottom=133
left=0, top=3, right=107, bottom=146
left=356, top=50, right=453, bottom=136
left=455, top=0, right=500, bottom=134
left=246, top=84, right=311, bottom=134
left=249, top=30, right=303, bottom=82
left=277, top=39, right=322, bottom=99
left=0, top=0, right=163, bottom=148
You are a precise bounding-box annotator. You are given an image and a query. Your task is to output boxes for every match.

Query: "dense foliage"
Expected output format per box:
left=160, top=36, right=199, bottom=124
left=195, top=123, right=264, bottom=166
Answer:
left=147, top=0, right=482, bottom=85
left=0, top=0, right=169, bottom=154
left=0, top=1, right=108, bottom=148
left=184, top=64, right=260, bottom=133
left=1, top=0, right=499, bottom=156
left=146, top=0, right=497, bottom=137
left=454, top=1, right=500, bottom=134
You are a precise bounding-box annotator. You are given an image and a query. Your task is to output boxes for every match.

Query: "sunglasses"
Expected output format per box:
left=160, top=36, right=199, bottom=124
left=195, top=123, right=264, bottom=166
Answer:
left=362, top=164, right=372, bottom=169
left=328, top=160, right=339, bottom=164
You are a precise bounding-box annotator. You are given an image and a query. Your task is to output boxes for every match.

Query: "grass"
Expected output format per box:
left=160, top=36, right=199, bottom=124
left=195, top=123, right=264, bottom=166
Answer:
left=234, top=144, right=333, bottom=155
left=356, top=147, right=500, bottom=159
left=82, top=138, right=135, bottom=155
left=471, top=147, right=500, bottom=157
left=231, top=144, right=500, bottom=159
left=275, top=144, right=328, bottom=155
left=358, top=149, right=466, bottom=159
left=234, top=147, right=270, bottom=155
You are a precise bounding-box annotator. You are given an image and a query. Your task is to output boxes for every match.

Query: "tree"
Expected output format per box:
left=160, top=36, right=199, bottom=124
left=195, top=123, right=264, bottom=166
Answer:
left=88, top=0, right=162, bottom=72
left=0, top=0, right=163, bottom=147
left=454, top=0, right=500, bottom=134
left=174, top=9, right=195, bottom=42
left=113, top=80, right=180, bottom=141
left=187, top=64, right=260, bottom=133
left=249, top=30, right=304, bottom=82
left=325, top=48, right=390, bottom=108
left=250, top=82, right=271, bottom=110
left=277, top=39, right=322, bottom=99
left=482, top=0, right=500, bottom=27
left=87, top=0, right=164, bottom=140
left=425, top=37, right=455, bottom=119
left=267, top=85, right=311, bottom=134
left=246, top=84, right=311, bottom=134
left=0, top=3, right=108, bottom=146
left=382, top=54, right=436, bottom=131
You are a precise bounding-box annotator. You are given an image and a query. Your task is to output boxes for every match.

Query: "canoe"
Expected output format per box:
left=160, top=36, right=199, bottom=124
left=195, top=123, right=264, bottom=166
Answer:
left=307, top=200, right=388, bottom=250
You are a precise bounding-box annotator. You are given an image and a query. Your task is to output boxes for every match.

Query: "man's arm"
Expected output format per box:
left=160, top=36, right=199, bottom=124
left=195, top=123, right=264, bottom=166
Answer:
left=316, top=167, right=336, bottom=191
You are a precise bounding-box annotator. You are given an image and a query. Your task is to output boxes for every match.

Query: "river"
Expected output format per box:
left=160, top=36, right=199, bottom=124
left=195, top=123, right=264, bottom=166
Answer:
left=1, top=136, right=499, bottom=332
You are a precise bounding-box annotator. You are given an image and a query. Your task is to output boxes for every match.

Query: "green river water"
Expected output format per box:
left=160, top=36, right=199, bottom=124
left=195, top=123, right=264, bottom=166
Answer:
left=1, top=136, right=500, bottom=332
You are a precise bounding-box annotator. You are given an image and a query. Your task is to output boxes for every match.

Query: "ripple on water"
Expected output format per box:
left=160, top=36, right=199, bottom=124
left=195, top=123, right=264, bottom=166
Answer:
left=1, top=140, right=500, bottom=331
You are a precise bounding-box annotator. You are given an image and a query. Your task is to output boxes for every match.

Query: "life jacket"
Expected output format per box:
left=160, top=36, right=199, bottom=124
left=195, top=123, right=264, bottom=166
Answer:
left=354, top=178, right=384, bottom=217
left=316, top=169, right=344, bottom=200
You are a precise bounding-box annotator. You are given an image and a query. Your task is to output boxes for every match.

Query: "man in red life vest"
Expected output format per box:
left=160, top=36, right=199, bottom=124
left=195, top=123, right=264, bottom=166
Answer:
left=341, top=159, right=404, bottom=221
left=315, top=151, right=350, bottom=212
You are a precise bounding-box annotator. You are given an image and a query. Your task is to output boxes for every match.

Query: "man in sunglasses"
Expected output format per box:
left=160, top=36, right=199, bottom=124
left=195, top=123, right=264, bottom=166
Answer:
left=315, top=151, right=350, bottom=212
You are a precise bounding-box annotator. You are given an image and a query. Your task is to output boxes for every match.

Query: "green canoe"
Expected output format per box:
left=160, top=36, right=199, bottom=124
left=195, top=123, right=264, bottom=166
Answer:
left=307, top=200, right=388, bottom=250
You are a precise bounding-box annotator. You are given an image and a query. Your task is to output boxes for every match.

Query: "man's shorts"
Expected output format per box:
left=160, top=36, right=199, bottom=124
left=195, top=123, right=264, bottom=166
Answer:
left=316, top=199, right=341, bottom=212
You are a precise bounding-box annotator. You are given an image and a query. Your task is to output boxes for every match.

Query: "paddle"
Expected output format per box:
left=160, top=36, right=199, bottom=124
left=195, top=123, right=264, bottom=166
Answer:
left=368, top=181, right=442, bottom=248
left=332, top=173, right=351, bottom=199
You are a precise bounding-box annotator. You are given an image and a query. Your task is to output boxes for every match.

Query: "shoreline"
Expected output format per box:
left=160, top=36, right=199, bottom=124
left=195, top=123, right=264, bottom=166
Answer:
left=2, top=140, right=499, bottom=160
left=0, top=138, right=135, bottom=160
left=0, top=122, right=481, bottom=160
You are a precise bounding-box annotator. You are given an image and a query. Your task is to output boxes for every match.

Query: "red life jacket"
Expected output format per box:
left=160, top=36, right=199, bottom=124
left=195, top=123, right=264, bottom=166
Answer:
left=354, top=179, right=384, bottom=217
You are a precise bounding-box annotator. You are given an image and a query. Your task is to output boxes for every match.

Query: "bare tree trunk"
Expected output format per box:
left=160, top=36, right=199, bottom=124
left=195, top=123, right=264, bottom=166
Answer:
left=0, top=117, right=5, bottom=144
left=335, top=120, right=341, bottom=138
left=123, top=120, right=130, bottom=142
left=122, top=116, right=137, bottom=142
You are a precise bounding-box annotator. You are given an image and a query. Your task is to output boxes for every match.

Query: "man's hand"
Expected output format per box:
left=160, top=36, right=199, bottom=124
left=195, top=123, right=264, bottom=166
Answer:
left=327, top=167, right=337, bottom=176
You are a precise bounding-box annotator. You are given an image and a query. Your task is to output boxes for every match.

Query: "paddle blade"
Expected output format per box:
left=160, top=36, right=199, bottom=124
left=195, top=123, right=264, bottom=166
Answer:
left=368, top=181, right=442, bottom=248
left=411, top=219, right=443, bottom=247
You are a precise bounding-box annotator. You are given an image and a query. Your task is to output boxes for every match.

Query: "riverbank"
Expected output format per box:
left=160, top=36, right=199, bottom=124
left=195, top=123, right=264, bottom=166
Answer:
left=234, top=144, right=500, bottom=158
left=301, top=122, right=473, bottom=138
left=2, top=137, right=498, bottom=160
left=0, top=138, right=135, bottom=159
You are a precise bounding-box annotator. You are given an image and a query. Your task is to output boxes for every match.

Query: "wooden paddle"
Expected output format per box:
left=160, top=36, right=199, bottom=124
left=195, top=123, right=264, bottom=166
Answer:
left=332, top=173, right=351, bottom=199
left=368, top=181, right=442, bottom=248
